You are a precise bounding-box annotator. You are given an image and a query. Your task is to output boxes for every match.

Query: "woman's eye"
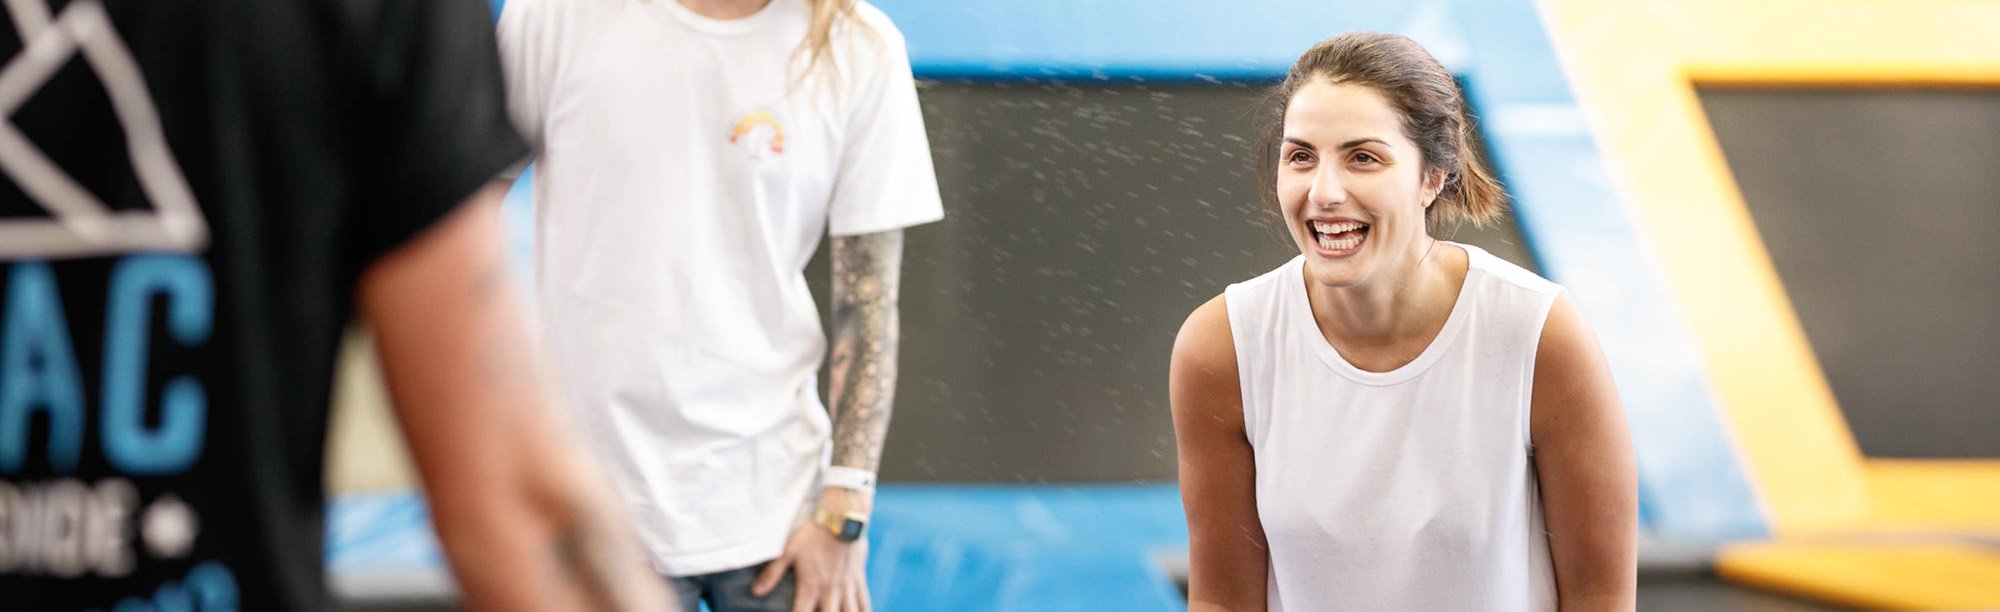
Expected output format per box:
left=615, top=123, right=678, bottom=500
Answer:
left=1287, top=151, right=1312, bottom=164
left=1352, top=151, right=1380, bottom=164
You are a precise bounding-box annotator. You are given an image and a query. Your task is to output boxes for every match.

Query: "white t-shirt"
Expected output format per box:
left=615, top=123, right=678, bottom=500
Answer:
left=1224, top=244, right=1560, bottom=611
left=497, top=0, right=943, bottom=575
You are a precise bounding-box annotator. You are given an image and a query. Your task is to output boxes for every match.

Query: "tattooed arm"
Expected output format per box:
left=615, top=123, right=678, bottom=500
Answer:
left=358, top=185, right=673, bottom=612
left=752, top=228, right=904, bottom=611
left=826, top=229, right=905, bottom=476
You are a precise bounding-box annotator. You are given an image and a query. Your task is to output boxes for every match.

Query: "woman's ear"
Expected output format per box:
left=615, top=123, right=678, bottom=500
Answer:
left=1422, top=168, right=1449, bottom=207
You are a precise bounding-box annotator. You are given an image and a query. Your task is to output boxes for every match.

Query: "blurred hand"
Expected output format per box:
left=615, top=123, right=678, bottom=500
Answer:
left=752, top=490, right=872, bottom=612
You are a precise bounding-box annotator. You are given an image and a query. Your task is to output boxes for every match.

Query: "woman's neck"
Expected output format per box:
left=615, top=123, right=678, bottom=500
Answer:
left=1308, top=238, right=1466, bottom=350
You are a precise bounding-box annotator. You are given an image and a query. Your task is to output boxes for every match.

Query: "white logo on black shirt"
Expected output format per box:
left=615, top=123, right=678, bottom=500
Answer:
left=0, top=0, right=207, bottom=261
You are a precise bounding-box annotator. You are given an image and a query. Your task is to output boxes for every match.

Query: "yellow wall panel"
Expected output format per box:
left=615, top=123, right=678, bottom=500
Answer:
left=1531, top=0, right=2000, bottom=534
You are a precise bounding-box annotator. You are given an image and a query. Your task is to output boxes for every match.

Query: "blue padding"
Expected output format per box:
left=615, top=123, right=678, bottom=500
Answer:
left=327, top=492, right=444, bottom=573
left=330, top=485, right=1190, bottom=610
left=870, top=0, right=1473, bottom=79
left=488, top=0, right=1472, bottom=79
left=868, top=485, right=1187, bottom=611
left=501, top=167, right=535, bottom=284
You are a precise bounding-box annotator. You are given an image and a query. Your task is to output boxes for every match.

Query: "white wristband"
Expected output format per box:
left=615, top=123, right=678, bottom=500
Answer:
left=823, top=466, right=878, bottom=493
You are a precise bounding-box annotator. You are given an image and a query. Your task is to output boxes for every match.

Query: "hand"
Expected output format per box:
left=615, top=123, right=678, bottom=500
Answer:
left=752, top=490, right=873, bottom=612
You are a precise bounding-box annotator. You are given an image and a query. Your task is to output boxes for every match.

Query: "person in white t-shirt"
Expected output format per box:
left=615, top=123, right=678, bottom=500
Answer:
left=496, top=0, right=942, bottom=609
left=1169, top=32, right=1637, bottom=611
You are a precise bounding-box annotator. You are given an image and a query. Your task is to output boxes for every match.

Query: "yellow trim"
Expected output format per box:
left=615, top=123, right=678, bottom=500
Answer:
left=1538, top=0, right=2000, bottom=535
left=1717, top=540, right=2000, bottom=610
left=1862, top=460, right=2000, bottom=534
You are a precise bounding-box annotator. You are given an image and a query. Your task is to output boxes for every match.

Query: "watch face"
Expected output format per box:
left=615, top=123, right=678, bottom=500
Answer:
left=838, top=519, right=865, bottom=542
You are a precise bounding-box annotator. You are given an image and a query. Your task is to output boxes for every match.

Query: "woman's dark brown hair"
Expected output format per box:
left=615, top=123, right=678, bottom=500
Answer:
left=1256, top=31, right=1507, bottom=230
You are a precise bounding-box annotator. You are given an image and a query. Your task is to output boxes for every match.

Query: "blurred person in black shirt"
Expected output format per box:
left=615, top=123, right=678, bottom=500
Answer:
left=0, top=0, right=670, bottom=609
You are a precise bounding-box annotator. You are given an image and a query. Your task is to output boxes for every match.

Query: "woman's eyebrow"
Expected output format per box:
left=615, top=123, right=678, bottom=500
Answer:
left=1282, top=136, right=1390, bottom=150
left=1338, top=137, right=1389, bottom=150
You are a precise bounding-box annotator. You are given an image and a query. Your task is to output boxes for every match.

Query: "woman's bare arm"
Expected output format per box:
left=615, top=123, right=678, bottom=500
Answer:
left=1171, top=295, right=1269, bottom=612
left=1531, top=294, right=1638, bottom=612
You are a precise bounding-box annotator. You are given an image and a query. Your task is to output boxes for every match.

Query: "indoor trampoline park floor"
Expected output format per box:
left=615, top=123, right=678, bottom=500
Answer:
left=330, top=486, right=1853, bottom=612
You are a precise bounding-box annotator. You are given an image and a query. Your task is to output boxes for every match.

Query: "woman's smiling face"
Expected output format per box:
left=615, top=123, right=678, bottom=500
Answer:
left=1276, top=79, right=1443, bottom=290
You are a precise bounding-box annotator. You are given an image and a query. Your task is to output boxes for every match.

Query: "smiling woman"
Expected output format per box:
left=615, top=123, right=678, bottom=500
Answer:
left=1170, top=31, right=1637, bottom=612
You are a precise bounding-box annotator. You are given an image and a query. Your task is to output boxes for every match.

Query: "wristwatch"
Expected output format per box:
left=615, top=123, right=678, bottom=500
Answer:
left=813, top=508, right=868, bottom=543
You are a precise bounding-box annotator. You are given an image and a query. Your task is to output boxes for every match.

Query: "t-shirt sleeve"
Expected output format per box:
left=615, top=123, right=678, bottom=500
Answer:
left=343, top=0, right=530, bottom=267
left=495, top=0, right=558, bottom=153
left=825, top=12, right=945, bottom=237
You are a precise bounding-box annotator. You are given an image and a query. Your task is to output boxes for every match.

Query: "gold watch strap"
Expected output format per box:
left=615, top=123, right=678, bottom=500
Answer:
left=814, top=508, right=863, bottom=526
left=813, top=508, right=868, bottom=539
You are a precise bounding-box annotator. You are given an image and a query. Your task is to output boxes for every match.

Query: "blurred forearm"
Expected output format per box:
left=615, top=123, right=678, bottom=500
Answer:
left=358, top=185, right=669, bottom=611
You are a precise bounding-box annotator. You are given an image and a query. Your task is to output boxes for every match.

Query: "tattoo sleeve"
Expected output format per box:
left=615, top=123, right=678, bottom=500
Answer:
left=828, top=229, right=904, bottom=471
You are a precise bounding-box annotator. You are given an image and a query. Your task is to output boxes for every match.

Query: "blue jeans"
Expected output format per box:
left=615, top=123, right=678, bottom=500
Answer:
left=668, top=560, right=797, bottom=612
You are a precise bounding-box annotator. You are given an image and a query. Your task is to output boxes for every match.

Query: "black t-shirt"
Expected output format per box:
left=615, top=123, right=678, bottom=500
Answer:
left=0, top=0, right=527, bottom=608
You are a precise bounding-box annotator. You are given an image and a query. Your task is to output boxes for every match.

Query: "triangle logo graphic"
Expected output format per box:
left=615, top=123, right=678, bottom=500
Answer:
left=0, top=0, right=207, bottom=261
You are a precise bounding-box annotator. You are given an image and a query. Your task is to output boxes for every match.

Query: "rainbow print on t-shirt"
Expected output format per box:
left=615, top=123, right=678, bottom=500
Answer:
left=727, top=109, right=785, bottom=155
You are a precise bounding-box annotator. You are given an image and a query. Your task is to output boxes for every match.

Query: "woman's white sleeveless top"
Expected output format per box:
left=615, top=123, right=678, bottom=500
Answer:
left=1223, top=244, right=1562, bottom=611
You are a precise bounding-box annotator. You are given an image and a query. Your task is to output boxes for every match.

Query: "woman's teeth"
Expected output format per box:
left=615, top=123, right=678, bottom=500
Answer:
left=1311, top=220, right=1368, bottom=250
